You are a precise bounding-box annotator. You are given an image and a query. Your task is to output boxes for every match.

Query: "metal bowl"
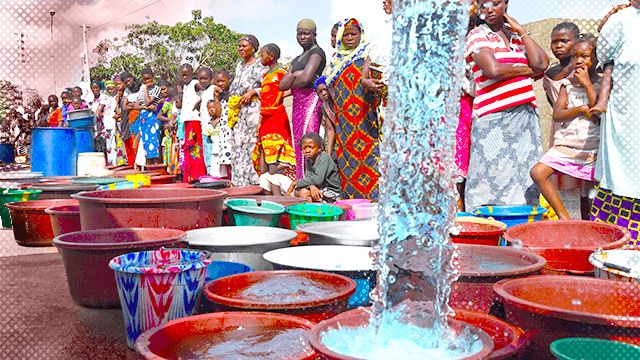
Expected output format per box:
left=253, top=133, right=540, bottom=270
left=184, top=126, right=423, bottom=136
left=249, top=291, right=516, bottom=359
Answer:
left=186, top=226, right=297, bottom=270
left=296, top=220, right=379, bottom=246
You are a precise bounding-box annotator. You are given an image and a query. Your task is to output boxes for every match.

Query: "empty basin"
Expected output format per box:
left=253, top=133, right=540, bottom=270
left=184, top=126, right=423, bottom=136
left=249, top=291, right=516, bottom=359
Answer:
left=297, top=220, right=379, bottom=246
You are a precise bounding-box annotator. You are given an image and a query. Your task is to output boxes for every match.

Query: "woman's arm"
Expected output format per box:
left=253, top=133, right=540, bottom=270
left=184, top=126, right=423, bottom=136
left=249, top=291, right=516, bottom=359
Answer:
left=361, top=57, right=385, bottom=93
left=323, top=113, right=336, bottom=157
left=473, top=47, right=534, bottom=81
left=504, top=13, right=549, bottom=74
left=590, top=63, right=613, bottom=116
left=553, top=85, right=589, bottom=122
left=291, top=54, right=323, bottom=88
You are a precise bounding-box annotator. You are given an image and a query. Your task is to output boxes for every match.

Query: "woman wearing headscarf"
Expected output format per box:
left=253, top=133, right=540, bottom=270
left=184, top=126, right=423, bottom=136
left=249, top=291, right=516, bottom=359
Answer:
left=323, top=18, right=384, bottom=200
left=229, top=35, right=268, bottom=186
left=280, top=18, right=327, bottom=180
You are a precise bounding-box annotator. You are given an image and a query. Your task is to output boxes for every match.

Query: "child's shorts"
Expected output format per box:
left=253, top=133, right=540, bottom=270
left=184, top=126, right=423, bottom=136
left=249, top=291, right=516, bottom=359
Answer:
left=259, top=173, right=294, bottom=196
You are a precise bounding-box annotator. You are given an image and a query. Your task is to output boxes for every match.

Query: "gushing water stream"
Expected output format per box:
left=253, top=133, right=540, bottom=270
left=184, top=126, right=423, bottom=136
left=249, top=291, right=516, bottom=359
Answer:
left=321, top=0, right=481, bottom=358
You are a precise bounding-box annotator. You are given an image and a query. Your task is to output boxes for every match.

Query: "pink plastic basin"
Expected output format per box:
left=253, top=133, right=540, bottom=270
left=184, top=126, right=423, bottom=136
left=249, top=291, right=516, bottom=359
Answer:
left=53, top=228, right=187, bottom=308
left=45, top=204, right=81, bottom=237
left=72, top=188, right=226, bottom=231
left=203, top=270, right=356, bottom=323
left=307, top=307, right=494, bottom=360
left=494, top=275, right=640, bottom=360
left=504, top=220, right=630, bottom=252
left=135, top=312, right=316, bottom=360
left=450, top=244, right=546, bottom=314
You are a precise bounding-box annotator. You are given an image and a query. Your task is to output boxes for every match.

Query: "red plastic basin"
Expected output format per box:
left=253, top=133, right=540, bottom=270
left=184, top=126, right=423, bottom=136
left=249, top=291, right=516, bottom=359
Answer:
left=72, top=188, right=226, bottom=231
left=504, top=220, right=630, bottom=252
left=45, top=204, right=81, bottom=237
left=134, top=311, right=316, bottom=360
left=53, top=228, right=186, bottom=308
left=149, top=175, right=176, bottom=184
left=494, top=275, right=640, bottom=360
left=451, top=220, right=505, bottom=246
left=307, top=307, right=495, bottom=360
left=537, top=248, right=595, bottom=276
left=453, top=308, right=527, bottom=360
left=5, top=199, right=78, bottom=247
left=450, top=244, right=546, bottom=314
left=203, top=270, right=356, bottom=323
left=148, top=182, right=193, bottom=189
left=223, top=185, right=263, bottom=197
left=145, top=163, right=168, bottom=175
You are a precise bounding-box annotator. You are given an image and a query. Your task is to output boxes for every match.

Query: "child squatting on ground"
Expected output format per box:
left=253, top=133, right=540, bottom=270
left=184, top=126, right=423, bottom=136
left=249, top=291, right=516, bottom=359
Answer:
left=285, top=133, right=341, bottom=202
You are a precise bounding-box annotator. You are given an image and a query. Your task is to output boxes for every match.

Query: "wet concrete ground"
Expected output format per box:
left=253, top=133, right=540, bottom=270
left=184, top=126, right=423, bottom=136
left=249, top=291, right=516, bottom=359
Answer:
left=0, top=230, right=135, bottom=359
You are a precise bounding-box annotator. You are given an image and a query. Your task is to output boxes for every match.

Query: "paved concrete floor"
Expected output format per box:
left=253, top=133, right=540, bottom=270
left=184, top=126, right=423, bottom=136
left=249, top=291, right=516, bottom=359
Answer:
left=0, top=230, right=135, bottom=359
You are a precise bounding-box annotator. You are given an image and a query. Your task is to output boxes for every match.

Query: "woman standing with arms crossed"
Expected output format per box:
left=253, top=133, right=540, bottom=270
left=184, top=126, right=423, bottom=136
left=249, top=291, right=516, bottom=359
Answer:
left=279, top=19, right=327, bottom=180
left=464, top=0, right=548, bottom=210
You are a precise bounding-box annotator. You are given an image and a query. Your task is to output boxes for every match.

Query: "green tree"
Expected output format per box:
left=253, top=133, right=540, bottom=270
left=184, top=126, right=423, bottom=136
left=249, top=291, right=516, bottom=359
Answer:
left=90, top=10, right=243, bottom=82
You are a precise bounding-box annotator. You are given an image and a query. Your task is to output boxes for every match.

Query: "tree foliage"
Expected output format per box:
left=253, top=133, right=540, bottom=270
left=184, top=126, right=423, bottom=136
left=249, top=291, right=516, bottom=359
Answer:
left=91, top=10, right=243, bottom=82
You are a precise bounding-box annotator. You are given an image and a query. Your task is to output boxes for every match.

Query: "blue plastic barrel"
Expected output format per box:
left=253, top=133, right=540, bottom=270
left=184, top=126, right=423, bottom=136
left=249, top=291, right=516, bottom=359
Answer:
left=74, top=128, right=94, bottom=153
left=30, top=128, right=77, bottom=176
left=0, top=143, right=15, bottom=163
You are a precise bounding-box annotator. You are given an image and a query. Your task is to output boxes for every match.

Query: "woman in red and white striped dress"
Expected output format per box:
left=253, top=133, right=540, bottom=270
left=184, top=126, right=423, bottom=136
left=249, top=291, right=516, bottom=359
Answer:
left=463, top=0, right=549, bottom=210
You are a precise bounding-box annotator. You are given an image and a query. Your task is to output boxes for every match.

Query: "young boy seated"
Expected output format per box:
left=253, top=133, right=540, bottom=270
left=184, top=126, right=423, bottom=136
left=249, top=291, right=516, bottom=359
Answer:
left=286, top=132, right=341, bottom=202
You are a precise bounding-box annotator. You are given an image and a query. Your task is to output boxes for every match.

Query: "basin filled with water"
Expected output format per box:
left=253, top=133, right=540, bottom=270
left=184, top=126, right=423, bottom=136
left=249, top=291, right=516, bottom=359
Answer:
left=450, top=244, right=546, bottom=314
left=307, top=306, right=494, bottom=360
left=203, top=270, right=356, bottom=322
left=494, top=275, right=640, bottom=359
left=263, top=245, right=376, bottom=308
left=134, top=311, right=316, bottom=360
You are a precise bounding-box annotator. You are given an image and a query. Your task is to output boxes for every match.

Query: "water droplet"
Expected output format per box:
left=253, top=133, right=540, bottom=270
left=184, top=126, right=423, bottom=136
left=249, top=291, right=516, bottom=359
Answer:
left=512, top=239, right=524, bottom=249
left=389, top=275, right=397, bottom=284
left=396, top=244, right=404, bottom=253
left=571, top=299, right=582, bottom=306
left=479, top=13, right=486, bottom=20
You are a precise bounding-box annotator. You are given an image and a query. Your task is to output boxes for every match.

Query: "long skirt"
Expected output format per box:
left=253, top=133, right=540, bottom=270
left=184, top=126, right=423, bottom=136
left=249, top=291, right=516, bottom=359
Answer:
left=591, top=183, right=640, bottom=245
left=291, top=87, right=321, bottom=179
left=465, top=104, right=542, bottom=211
left=105, top=129, right=128, bottom=167
left=231, top=101, right=261, bottom=186
left=182, top=120, right=207, bottom=183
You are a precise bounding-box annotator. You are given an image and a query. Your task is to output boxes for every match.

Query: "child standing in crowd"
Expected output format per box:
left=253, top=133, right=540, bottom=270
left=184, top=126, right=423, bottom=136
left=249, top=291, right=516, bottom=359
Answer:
left=544, top=22, right=580, bottom=107
left=46, top=95, right=63, bottom=127
left=287, top=133, right=341, bottom=202
left=169, top=91, right=184, bottom=176
left=203, top=99, right=232, bottom=178
left=102, top=81, right=127, bottom=167
left=530, top=36, right=600, bottom=220
left=132, top=68, right=162, bottom=169
left=60, top=91, right=71, bottom=124
left=314, top=79, right=337, bottom=162
left=213, top=70, right=232, bottom=102
left=253, top=44, right=297, bottom=195
left=195, top=67, right=216, bottom=172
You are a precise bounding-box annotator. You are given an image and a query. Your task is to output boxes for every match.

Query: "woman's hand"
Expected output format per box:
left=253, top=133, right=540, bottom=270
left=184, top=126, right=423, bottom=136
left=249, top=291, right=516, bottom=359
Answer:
left=362, top=78, right=384, bottom=93
left=286, top=181, right=297, bottom=196
left=240, top=89, right=256, bottom=105
left=503, top=13, right=526, bottom=36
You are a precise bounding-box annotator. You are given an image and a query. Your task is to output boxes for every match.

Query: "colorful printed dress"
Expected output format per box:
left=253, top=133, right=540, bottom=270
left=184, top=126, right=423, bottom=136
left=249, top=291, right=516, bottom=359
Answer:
left=182, top=120, right=207, bottom=183
left=229, top=59, right=268, bottom=186
left=330, top=58, right=381, bottom=200
left=251, top=67, right=297, bottom=178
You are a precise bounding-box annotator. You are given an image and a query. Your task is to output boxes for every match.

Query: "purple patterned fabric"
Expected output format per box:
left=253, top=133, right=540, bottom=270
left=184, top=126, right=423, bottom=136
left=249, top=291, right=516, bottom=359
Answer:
left=291, top=87, right=322, bottom=180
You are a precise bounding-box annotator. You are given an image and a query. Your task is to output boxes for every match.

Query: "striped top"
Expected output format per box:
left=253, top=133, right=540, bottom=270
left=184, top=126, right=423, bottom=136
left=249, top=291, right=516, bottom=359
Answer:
left=465, top=24, right=537, bottom=118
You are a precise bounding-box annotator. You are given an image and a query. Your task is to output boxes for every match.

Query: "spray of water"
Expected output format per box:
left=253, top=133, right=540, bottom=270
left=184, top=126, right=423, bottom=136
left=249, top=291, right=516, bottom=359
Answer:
left=372, top=0, right=469, bottom=338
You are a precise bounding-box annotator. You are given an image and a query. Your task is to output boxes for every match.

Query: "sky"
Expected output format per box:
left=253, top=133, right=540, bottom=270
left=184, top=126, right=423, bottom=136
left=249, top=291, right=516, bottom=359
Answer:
left=0, top=0, right=627, bottom=98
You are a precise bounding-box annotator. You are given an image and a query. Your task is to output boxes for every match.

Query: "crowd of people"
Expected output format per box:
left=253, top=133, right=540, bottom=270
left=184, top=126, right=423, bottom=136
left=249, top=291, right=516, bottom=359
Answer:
left=30, top=0, right=639, bottom=242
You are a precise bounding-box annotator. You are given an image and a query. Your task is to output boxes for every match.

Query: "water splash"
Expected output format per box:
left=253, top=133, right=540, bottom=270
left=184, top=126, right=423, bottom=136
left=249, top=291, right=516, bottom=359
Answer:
left=372, top=0, right=469, bottom=339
